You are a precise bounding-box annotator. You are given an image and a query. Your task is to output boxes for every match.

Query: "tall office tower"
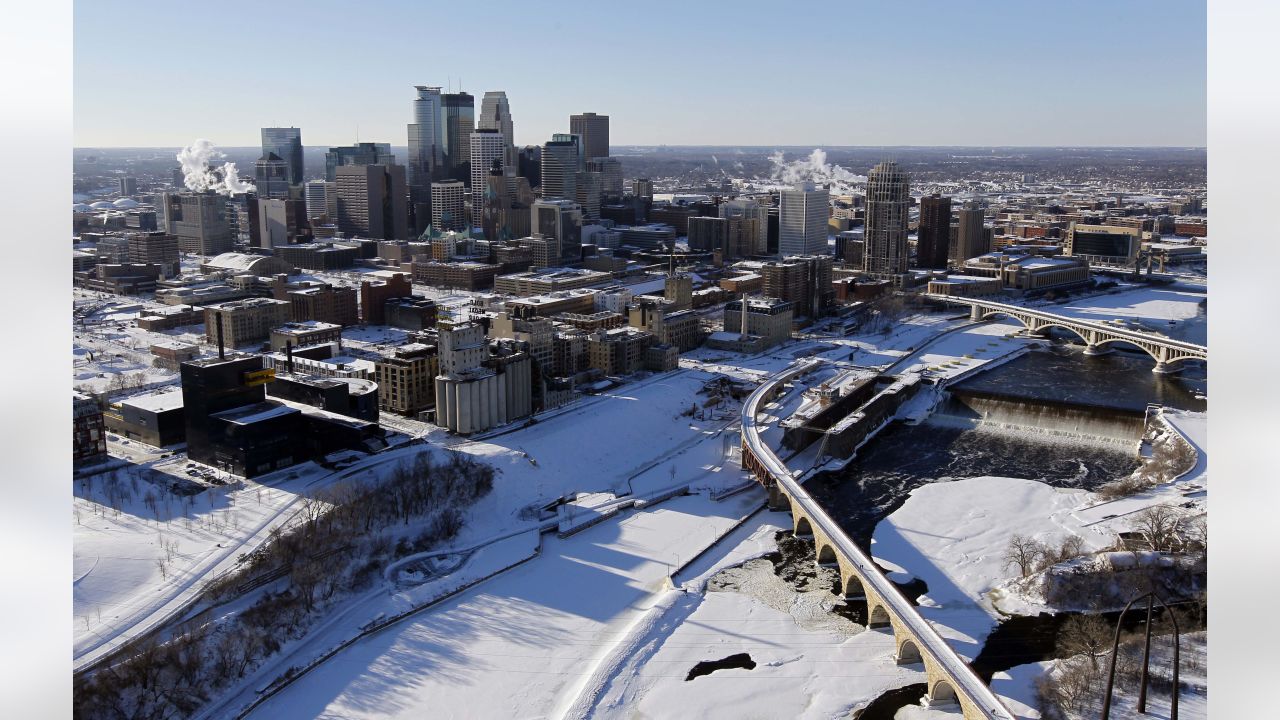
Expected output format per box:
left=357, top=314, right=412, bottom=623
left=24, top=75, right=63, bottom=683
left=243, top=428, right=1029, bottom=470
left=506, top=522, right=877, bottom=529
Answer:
left=720, top=197, right=769, bottom=256
left=325, top=142, right=395, bottom=181
left=517, top=146, right=541, bottom=189
left=478, top=91, right=516, bottom=167
left=159, top=192, right=233, bottom=255
left=778, top=183, right=830, bottom=257
left=408, top=85, right=443, bottom=234
left=541, top=137, right=580, bottom=201
left=917, top=193, right=952, bottom=269
left=254, top=153, right=291, bottom=199
left=586, top=157, right=623, bottom=201
left=442, top=92, right=475, bottom=183
left=304, top=180, right=331, bottom=220
left=531, top=198, right=583, bottom=263
left=257, top=198, right=305, bottom=248
left=118, top=176, right=138, bottom=196
left=470, top=129, right=506, bottom=202
left=335, top=164, right=409, bottom=240
left=633, top=178, right=654, bottom=201
left=552, top=133, right=585, bottom=171
left=863, top=161, right=911, bottom=278
left=480, top=163, right=511, bottom=242
left=570, top=112, right=610, bottom=160
left=953, top=201, right=987, bottom=264
left=575, top=171, right=602, bottom=221
left=260, top=127, right=304, bottom=186
left=431, top=180, right=466, bottom=232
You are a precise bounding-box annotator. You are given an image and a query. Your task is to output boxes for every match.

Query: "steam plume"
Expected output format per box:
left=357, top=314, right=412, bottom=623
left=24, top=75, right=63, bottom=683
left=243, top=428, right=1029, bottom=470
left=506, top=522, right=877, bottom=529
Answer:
left=768, top=148, right=866, bottom=194
left=176, top=139, right=256, bottom=195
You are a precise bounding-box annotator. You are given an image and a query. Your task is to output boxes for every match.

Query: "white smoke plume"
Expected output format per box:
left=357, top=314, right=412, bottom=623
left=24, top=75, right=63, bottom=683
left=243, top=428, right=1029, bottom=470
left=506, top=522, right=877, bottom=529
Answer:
left=767, top=148, right=867, bottom=194
left=176, top=139, right=256, bottom=195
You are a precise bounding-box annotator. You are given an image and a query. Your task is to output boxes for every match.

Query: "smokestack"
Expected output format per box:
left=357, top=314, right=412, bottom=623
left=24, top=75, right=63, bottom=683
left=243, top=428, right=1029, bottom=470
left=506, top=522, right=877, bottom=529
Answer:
left=286, top=341, right=294, bottom=374
left=216, top=313, right=225, bottom=359
left=739, top=292, right=748, bottom=342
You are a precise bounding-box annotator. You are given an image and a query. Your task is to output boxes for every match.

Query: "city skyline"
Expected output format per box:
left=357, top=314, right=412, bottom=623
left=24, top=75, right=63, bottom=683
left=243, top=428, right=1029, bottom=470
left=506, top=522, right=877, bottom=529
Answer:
left=74, top=0, right=1206, bottom=148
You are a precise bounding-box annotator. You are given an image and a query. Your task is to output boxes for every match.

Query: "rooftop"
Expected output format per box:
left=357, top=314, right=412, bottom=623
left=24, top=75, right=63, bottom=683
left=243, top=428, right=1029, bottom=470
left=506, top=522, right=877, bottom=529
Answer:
left=120, top=388, right=184, bottom=414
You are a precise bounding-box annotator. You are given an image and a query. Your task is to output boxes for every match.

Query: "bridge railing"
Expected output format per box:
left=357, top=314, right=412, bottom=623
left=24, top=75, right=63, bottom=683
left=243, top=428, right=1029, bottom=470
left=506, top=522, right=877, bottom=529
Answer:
left=742, top=363, right=1015, bottom=719
left=929, top=295, right=1207, bottom=356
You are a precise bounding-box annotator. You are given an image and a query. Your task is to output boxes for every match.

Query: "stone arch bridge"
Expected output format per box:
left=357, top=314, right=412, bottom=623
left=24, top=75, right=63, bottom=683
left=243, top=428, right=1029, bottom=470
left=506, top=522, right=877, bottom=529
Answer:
left=741, top=359, right=1015, bottom=719
left=929, top=295, right=1207, bottom=374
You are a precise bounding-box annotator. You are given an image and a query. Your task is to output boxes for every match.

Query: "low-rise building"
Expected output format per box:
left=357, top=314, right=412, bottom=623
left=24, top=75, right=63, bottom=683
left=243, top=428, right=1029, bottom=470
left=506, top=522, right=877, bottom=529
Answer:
left=270, top=321, right=343, bottom=351
left=926, top=274, right=1004, bottom=297
left=493, top=267, right=613, bottom=296
left=104, top=388, right=186, bottom=448
left=385, top=297, right=439, bottom=331
left=719, top=297, right=794, bottom=350
left=587, top=327, right=654, bottom=375
left=203, top=298, right=291, bottom=348
left=137, top=305, right=203, bottom=331
left=150, top=340, right=200, bottom=369
left=275, top=242, right=360, bottom=270
left=375, top=343, right=439, bottom=418
left=73, top=392, right=107, bottom=467
left=358, top=271, right=413, bottom=324
left=962, top=252, right=1090, bottom=292
left=412, top=260, right=501, bottom=290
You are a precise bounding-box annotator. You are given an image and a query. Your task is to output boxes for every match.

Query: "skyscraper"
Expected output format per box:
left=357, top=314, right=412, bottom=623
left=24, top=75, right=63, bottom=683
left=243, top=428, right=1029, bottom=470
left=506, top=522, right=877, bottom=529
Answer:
left=478, top=91, right=516, bottom=167
left=408, top=86, right=443, bottom=234
left=431, top=180, right=466, bottom=232
left=335, top=164, right=408, bottom=240
left=575, top=171, right=602, bottom=222
left=953, top=201, right=988, bottom=264
left=541, top=137, right=580, bottom=201
left=304, top=180, right=331, bottom=220
left=917, top=193, right=952, bottom=269
left=254, top=153, right=291, bottom=199
left=720, top=198, right=769, bottom=256
left=470, top=129, right=507, bottom=211
left=570, top=112, right=610, bottom=160
left=778, top=183, right=829, bottom=256
left=442, top=92, right=475, bottom=183
left=325, top=143, right=395, bottom=182
left=586, top=157, right=623, bottom=201
left=260, top=127, right=304, bottom=186
left=863, top=161, right=911, bottom=279
left=159, top=192, right=233, bottom=255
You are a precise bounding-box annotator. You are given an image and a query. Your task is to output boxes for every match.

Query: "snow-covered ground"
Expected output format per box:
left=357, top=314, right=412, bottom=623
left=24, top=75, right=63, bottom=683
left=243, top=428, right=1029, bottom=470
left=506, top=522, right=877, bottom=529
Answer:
left=1038, top=286, right=1207, bottom=345
left=244, top=490, right=766, bottom=720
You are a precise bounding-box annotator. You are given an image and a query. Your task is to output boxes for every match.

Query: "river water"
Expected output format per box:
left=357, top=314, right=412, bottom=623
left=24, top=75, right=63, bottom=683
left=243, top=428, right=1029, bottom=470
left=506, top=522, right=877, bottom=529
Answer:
left=774, top=343, right=1206, bottom=713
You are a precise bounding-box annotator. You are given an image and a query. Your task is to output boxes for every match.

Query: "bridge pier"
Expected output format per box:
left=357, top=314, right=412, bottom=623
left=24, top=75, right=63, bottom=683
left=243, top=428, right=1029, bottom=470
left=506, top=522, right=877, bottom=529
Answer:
left=1152, top=361, right=1181, bottom=375
left=1083, top=344, right=1113, bottom=356
left=970, top=305, right=983, bottom=322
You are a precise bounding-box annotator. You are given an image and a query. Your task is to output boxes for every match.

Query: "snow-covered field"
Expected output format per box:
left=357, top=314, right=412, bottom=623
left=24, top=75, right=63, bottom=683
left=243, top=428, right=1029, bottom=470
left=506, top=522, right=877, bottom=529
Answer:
left=245, top=491, right=766, bottom=720
left=1039, top=286, right=1207, bottom=345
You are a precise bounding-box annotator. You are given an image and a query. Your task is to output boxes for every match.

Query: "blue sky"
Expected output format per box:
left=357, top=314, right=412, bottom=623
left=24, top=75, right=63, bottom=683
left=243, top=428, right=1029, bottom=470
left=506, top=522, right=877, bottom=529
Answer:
left=74, top=0, right=1206, bottom=148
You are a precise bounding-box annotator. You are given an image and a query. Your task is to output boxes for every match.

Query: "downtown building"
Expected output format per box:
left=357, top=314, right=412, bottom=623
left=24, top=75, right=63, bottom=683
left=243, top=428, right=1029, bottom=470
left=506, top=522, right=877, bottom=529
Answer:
left=569, top=112, right=609, bottom=161
left=260, top=127, right=304, bottom=187
left=158, top=192, right=233, bottom=255
left=408, top=85, right=444, bottom=235
left=478, top=90, right=517, bottom=168
left=335, top=163, right=409, bottom=240
left=778, top=183, right=830, bottom=257
left=917, top=194, right=952, bottom=269
left=434, top=321, right=532, bottom=435
left=863, top=161, right=911, bottom=283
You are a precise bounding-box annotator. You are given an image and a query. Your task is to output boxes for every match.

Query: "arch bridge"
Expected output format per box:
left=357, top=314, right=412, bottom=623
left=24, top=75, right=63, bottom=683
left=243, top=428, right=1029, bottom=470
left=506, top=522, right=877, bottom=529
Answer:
left=741, top=360, right=1015, bottom=719
left=929, top=295, right=1207, bottom=374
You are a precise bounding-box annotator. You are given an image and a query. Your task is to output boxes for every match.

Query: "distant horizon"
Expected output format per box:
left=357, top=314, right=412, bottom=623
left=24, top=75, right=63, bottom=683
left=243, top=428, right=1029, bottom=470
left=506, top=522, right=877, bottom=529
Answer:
left=74, top=1, right=1206, bottom=148
left=73, top=144, right=1209, bottom=151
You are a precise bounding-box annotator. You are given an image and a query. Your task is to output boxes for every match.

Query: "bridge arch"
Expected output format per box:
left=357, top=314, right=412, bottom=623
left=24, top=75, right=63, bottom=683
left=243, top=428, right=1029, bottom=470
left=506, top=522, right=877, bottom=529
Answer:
left=816, top=544, right=838, bottom=567
left=867, top=604, right=891, bottom=628
left=795, top=516, right=813, bottom=538
left=929, top=679, right=959, bottom=706
left=896, top=638, right=923, bottom=665
left=841, top=574, right=864, bottom=598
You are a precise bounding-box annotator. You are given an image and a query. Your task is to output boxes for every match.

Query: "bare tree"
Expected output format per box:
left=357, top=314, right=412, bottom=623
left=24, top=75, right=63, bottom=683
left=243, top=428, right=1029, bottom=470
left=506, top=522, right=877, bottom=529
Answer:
left=1133, top=505, right=1181, bottom=552
left=1056, top=614, right=1113, bottom=671
left=1004, top=534, right=1048, bottom=578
